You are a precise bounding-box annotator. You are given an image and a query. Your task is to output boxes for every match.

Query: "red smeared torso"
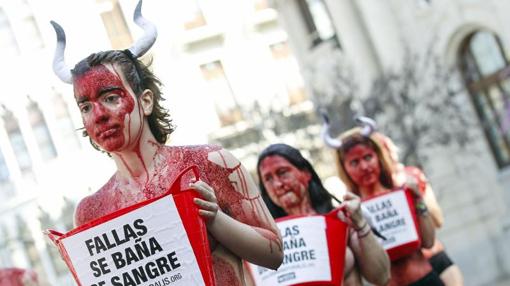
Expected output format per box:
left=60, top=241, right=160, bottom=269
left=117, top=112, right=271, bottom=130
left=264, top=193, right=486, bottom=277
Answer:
left=75, top=144, right=275, bottom=285
left=0, top=268, right=38, bottom=286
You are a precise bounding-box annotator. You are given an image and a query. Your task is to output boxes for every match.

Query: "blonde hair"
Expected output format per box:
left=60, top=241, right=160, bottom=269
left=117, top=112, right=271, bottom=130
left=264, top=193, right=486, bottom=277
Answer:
left=334, top=127, right=395, bottom=195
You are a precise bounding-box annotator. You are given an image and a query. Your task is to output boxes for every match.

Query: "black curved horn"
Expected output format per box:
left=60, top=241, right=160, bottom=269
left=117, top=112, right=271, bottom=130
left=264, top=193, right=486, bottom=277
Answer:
left=320, top=111, right=343, bottom=149
left=50, top=21, right=72, bottom=84
left=128, top=0, right=157, bottom=58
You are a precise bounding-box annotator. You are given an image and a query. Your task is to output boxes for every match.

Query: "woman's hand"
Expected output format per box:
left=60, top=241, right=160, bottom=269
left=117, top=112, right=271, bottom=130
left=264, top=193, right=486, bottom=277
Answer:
left=337, top=192, right=366, bottom=230
left=405, top=173, right=422, bottom=199
left=190, top=180, right=220, bottom=225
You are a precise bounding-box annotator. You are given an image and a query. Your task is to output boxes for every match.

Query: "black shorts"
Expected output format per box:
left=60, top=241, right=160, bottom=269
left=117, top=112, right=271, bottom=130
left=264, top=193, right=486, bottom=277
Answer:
left=409, top=271, right=445, bottom=286
left=429, top=250, right=455, bottom=275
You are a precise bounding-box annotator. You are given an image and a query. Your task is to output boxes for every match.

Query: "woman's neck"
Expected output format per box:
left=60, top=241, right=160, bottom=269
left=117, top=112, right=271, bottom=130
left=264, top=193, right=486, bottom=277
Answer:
left=358, top=182, right=388, bottom=199
left=111, top=127, right=162, bottom=184
left=285, top=196, right=317, bottom=216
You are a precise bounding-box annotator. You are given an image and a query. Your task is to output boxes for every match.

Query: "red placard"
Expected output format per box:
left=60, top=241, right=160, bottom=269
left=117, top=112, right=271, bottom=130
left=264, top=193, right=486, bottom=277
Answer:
left=361, top=189, right=421, bottom=261
left=246, top=209, right=348, bottom=286
left=46, top=165, right=215, bottom=286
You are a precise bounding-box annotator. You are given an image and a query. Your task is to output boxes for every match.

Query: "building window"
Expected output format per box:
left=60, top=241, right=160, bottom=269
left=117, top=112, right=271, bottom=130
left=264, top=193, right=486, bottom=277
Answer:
left=16, top=216, right=46, bottom=283
left=297, top=0, right=338, bottom=48
left=2, top=106, right=33, bottom=175
left=200, top=61, right=242, bottom=126
left=270, top=42, right=307, bottom=105
left=458, top=31, right=510, bottom=168
left=0, top=9, right=19, bottom=56
left=21, top=16, right=44, bottom=50
left=0, top=147, right=14, bottom=199
left=0, top=148, right=9, bottom=183
left=182, top=0, right=206, bottom=30
left=52, top=91, right=80, bottom=150
left=17, top=0, right=44, bottom=50
left=38, top=208, right=69, bottom=276
left=27, top=99, right=57, bottom=160
left=97, top=0, right=133, bottom=50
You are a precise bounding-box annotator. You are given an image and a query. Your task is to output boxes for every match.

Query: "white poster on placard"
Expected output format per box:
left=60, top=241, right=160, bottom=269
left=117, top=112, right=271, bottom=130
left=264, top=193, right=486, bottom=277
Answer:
left=61, top=196, right=205, bottom=286
left=362, top=190, right=418, bottom=249
left=248, top=216, right=331, bottom=286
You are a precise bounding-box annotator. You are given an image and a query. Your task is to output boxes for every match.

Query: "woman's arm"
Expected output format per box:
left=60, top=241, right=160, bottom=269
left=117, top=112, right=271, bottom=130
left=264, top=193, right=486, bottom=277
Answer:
left=423, top=183, right=444, bottom=228
left=414, top=197, right=436, bottom=248
left=338, top=192, right=391, bottom=285
left=406, top=174, right=436, bottom=248
left=192, top=148, right=283, bottom=269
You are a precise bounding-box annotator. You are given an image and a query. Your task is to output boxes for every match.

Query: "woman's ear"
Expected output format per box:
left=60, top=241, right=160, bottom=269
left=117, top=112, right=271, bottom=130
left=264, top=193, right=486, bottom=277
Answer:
left=139, top=89, right=154, bottom=116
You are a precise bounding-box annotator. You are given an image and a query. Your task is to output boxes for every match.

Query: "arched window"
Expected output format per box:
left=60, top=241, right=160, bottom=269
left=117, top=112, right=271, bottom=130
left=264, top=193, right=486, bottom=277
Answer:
left=27, top=99, right=57, bottom=160
left=458, top=31, right=510, bottom=168
left=200, top=61, right=242, bottom=126
left=1, top=106, right=33, bottom=175
left=52, top=90, right=80, bottom=150
left=0, top=8, right=19, bottom=55
left=96, top=0, right=133, bottom=49
left=297, top=0, right=338, bottom=48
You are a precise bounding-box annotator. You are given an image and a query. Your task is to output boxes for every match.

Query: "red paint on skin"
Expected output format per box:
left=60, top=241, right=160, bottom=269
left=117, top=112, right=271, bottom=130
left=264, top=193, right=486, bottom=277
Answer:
left=75, top=65, right=151, bottom=182
left=343, top=144, right=381, bottom=189
left=259, top=155, right=312, bottom=212
left=217, top=152, right=281, bottom=253
left=74, top=65, right=135, bottom=152
left=212, top=256, right=240, bottom=286
left=75, top=145, right=280, bottom=283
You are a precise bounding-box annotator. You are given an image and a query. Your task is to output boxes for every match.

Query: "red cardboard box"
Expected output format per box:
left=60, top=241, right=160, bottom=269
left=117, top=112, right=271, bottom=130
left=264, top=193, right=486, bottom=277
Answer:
left=361, top=189, right=421, bottom=261
left=246, top=209, right=348, bottom=286
left=46, top=166, right=215, bottom=286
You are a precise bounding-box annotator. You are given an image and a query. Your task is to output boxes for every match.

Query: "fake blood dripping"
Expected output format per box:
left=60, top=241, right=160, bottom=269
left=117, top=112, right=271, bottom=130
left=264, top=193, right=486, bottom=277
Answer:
left=74, top=64, right=136, bottom=152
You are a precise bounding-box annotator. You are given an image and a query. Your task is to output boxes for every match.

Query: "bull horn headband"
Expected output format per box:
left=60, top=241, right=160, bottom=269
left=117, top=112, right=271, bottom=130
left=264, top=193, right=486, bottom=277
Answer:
left=320, top=113, right=377, bottom=149
left=320, top=111, right=343, bottom=149
left=355, top=116, right=377, bottom=137
left=51, top=0, right=157, bottom=84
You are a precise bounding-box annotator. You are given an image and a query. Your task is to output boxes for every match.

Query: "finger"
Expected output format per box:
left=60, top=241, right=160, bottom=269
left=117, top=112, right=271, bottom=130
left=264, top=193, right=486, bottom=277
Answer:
left=337, top=211, right=347, bottom=223
left=190, top=181, right=217, bottom=202
left=343, top=192, right=354, bottom=199
left=194, top=198, right=219, bottom=212
left=199, top=209, right=216, bottom=218
left=343, top=192, right=358, bottom=201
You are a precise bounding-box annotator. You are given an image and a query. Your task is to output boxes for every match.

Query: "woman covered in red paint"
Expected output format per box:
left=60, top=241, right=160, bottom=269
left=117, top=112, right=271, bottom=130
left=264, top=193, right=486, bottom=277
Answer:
left=49, top=1, right=283, bottom=285
left=373, top=132, right=464, bottom=286
left=322, top=118, right=442, bottom=286
left=256, top=143, right=390, bottom=286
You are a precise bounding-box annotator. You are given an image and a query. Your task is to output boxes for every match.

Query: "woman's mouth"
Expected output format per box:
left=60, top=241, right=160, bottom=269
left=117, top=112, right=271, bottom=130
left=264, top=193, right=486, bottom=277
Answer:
left=97, top=126, right=120, bottom=140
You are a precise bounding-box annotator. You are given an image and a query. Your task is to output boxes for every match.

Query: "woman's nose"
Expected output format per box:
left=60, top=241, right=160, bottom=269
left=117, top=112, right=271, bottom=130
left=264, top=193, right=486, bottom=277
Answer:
left=272, top=178, right=284, bottom=190
left=359, top=160, right=369, bottom=170
left=93, top=104, right=110, bottom=123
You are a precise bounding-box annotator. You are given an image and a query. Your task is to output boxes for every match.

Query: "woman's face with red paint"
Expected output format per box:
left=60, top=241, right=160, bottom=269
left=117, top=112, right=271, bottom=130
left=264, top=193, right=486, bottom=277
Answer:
left=259, top=155, right=312, bottom=211
left=343, top=144, right=381, bottom=188
left=73, top=63, right=144, bottom=153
